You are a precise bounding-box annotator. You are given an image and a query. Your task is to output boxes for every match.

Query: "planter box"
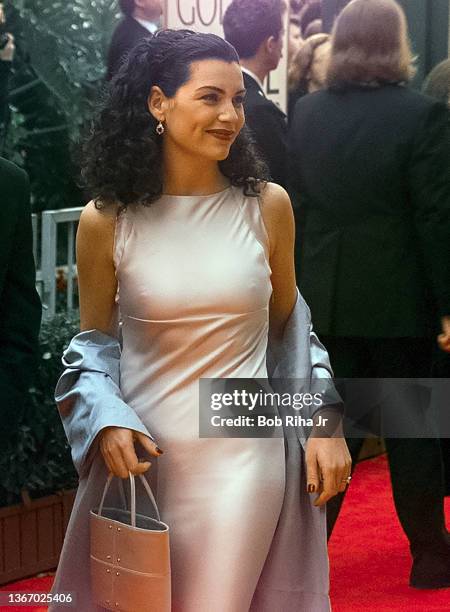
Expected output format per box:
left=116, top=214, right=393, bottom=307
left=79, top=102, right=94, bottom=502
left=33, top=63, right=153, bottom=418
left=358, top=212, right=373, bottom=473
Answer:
left=0, top=489, right=76, bottom=586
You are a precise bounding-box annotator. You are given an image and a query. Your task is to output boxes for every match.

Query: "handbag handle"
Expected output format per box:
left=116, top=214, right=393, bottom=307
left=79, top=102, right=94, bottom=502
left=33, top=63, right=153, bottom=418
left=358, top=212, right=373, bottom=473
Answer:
left=98, top=472, right=161, bottom=527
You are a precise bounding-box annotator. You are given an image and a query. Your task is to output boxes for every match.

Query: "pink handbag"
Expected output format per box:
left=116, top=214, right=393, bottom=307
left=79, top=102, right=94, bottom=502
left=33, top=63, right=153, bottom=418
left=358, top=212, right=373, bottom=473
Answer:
left=90, top=472, right=171, bottom=612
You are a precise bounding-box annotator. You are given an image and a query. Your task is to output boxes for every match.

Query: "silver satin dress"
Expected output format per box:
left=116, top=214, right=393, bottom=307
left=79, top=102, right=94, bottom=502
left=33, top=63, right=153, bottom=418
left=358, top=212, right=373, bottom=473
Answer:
left=50, top=186, right=330, bottom=611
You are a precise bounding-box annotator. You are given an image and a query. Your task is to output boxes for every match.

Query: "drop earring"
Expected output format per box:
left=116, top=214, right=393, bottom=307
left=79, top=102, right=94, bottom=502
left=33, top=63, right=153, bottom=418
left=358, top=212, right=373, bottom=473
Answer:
left=156, top=121, right=165, bottom=135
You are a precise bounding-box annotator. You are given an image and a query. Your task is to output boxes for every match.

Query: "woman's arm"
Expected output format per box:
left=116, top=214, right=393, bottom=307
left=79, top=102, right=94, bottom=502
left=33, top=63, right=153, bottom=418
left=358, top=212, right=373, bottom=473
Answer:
left=76, top=202, right=162, bottom=478
left=259, top=183, right=297, bottom=342
left=260, top=183, right=351, bottom=505
left=76, top=201, right=119, bottom=335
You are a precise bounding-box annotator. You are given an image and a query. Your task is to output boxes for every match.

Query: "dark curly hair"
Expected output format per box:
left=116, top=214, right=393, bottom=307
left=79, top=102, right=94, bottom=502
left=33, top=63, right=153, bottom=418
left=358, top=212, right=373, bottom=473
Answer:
left=82, top=29, right=270, bottom=208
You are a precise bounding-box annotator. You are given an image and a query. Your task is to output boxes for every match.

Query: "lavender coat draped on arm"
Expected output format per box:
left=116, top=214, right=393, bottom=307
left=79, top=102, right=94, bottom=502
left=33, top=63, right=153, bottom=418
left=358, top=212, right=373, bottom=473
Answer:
left=55, top=330, right=155, bottom=477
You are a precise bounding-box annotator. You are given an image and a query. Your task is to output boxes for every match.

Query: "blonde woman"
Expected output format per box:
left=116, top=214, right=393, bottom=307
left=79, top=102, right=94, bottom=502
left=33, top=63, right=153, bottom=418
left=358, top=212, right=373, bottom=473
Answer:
left=288, top=33, right=331, bottom=116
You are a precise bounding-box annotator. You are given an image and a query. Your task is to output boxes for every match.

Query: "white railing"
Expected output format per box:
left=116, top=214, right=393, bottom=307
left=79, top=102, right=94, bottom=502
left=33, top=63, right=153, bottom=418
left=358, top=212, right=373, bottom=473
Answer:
left=33, top=207, right=83, bottom=320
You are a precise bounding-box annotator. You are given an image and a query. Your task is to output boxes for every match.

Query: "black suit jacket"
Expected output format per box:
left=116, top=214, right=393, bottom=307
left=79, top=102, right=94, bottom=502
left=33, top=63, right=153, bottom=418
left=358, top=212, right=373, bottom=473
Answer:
left=106, top=16, right=152, bottom=80
left=0, top=158, right=41, bottom=441
left=288, top=84, right=450, bottom=338
left=243, top=72, right=288, bottom=188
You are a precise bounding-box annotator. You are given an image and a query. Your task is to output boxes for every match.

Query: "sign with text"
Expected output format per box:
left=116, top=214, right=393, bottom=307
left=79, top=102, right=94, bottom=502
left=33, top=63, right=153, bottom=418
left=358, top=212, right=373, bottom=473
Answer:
left=163, top=0, right=288, bottom=112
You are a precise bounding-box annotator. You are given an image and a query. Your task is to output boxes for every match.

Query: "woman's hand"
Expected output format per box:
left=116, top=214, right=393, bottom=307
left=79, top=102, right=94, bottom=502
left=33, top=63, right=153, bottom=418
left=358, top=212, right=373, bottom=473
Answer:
left=438, top=316, right=450, bottom=353
left=305, top=435, right=352, bottom=507
left=99, top=426, right=163, bottom=479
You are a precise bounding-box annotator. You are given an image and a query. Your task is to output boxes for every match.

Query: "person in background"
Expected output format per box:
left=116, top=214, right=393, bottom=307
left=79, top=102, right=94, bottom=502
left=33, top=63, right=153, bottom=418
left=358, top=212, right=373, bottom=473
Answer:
left=0, top=156, right=42, bottom=448
left=0, top=2, right=14, bottom=144
left=422, top=57, right=450, bottom=496
left=106, top=0, right=162, bottom=80
left=298, top=0, right=322, bottom=37
left=423, top=59, right=450, bottom=106
left=289, top=16, right=303, bottom=63
left=303, top=18, right=323, bottom=38
left=290, top=0, right=306, bottom=16
left=288, top=33, right=330, bottom=117
left=0, top=4, right=41, bottom=437
left=289, top=0, right=450, bottom=589
left=223, top=0, right=288, bottom=188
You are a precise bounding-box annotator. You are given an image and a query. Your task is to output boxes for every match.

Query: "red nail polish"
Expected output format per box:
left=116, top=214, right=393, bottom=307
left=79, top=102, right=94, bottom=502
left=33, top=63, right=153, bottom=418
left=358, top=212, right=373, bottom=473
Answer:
left=307, top=484, right=316, bottom=493
left=155, top=446, right=164, bottom=454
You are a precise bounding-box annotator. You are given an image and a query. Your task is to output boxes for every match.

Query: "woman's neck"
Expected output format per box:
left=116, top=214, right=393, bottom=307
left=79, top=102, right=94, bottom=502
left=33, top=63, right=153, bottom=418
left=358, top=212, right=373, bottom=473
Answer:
left=162, top=143, right=229, bottom=196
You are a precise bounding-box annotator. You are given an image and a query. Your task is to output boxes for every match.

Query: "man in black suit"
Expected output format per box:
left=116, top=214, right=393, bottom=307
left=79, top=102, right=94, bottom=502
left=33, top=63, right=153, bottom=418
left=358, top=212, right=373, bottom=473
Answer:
left=223, top=0, right=288, bottom=188
left=289, top=0, right=450, bottom=589
left=423, top=59, right=450, bottom=495
left=0, top=157, right=41, bottom=445
left=106, top=0, right=162, bottom=80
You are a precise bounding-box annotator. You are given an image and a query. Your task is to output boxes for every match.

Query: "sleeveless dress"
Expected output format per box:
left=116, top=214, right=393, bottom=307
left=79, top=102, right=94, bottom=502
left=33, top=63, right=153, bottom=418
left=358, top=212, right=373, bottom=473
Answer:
left=50, top=185, right=330, bottom=611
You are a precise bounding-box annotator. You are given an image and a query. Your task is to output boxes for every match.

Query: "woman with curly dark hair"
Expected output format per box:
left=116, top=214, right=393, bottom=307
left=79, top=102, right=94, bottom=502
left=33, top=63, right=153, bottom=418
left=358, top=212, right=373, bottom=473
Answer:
left=50, top=29, right=350, bottom=611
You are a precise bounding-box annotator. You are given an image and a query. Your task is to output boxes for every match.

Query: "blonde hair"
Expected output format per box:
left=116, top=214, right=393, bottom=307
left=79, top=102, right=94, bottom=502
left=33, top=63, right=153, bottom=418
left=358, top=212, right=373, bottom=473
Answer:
left=326, top=0, right=415, bottom=89
left=288, top=33, right=330, bottom=92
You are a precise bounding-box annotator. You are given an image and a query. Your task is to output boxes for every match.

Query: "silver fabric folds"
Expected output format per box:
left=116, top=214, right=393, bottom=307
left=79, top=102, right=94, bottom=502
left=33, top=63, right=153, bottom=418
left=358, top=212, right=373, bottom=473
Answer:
left=266, top=288, right=336, bottom=380
left=55, top=287, right=341, bottom=475
left=55, top=330, right=154, bottom=477
left=266, top=288, right=343, bottom=446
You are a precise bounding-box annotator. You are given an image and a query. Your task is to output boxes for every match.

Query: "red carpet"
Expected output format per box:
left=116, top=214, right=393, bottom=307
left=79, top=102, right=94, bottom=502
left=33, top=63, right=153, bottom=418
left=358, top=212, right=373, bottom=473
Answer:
left=329, top=454, right=450, bottom=611
left=1, top=454, right=449, bottom=611
left=0, top=575, right=52, bottom=612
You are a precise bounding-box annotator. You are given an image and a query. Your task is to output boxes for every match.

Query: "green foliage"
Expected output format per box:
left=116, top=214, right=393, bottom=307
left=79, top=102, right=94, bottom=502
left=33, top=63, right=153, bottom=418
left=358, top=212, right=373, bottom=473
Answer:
left=0, top=312, right=80, bottom=507
left=2, top=0, right=120, bottom=211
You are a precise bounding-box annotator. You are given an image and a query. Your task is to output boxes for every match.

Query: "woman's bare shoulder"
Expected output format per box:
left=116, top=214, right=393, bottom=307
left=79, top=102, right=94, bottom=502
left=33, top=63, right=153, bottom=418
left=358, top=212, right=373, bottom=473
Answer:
left=259, top=182, right=293, bottom=217
left=77, top=201, right=122, bottom=265
left=80, top=200, right=119, bottom=223
left=79, top=200, right=120, bottom=237
left=258, top=182, right=295, bottom=253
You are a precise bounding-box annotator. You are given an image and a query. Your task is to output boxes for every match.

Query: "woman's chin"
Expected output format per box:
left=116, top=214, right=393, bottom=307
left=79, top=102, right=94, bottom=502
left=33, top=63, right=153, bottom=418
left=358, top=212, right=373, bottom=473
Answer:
left=200, top=151, right=231, bottom=162
left=216, top=150, right=231, bottom=161
left=200, top=143, right=233, bottom=162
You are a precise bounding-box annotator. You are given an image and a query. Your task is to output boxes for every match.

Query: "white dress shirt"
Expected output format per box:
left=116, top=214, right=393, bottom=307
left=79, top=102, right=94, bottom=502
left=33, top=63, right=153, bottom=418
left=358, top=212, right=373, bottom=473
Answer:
left=134, top=18, right=158, bottom=34
left=241, top=66, right=266, bottom=95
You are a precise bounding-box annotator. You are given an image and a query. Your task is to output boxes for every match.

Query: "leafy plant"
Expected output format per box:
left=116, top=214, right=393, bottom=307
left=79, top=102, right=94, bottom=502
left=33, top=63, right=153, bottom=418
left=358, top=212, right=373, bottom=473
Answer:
left=0, top=312, right=80, bottom=507
left=2, top=0, right=120, bottom=211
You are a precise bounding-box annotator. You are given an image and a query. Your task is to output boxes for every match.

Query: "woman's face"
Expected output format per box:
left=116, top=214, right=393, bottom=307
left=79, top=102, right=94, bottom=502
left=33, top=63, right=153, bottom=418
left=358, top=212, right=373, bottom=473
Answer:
left=153, top=59, right=246, bottom=162
left=289, top=23, right=303, bottom=61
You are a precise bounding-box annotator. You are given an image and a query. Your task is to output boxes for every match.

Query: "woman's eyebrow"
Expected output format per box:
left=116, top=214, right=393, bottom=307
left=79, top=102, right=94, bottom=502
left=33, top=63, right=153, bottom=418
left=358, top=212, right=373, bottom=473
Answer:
left=195, top=86, right=247, bottom=95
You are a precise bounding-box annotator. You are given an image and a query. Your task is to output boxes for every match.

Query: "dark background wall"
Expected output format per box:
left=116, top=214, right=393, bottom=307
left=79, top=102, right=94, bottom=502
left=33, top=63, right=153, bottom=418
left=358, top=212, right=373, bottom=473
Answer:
left=322, top=0, right=450, bottom=86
